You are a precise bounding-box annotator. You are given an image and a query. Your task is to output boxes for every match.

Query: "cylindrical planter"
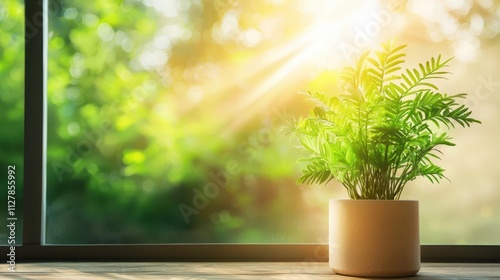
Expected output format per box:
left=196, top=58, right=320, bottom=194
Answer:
left=329, top=200, right=420, bottom=277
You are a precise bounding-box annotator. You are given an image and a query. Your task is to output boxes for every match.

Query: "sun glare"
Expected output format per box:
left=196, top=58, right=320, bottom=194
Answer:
left=221, top=1, right=384, bottom=130
left=152, top=0, right=391, bottom=133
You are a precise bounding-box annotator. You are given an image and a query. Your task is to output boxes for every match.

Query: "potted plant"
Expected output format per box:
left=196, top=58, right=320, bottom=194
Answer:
left=286, top=41, right=480, bottom=277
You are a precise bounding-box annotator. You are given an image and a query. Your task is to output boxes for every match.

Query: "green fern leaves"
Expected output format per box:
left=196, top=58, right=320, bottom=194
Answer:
left=287, top=41, right=481, bottom=200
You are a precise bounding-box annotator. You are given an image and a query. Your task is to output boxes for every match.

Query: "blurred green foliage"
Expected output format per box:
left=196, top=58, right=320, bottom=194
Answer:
left=45, top=0, right=318, bottom=244
left=0, top=0, right=24, bottom=245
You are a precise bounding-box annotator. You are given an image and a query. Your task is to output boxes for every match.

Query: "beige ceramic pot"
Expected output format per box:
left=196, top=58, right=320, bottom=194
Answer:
left=329, top=199, right=420, bottom=277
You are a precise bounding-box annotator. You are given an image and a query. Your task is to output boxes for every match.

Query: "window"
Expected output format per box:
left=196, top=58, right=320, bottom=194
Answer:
left=4, top=0, right=500, bottom=261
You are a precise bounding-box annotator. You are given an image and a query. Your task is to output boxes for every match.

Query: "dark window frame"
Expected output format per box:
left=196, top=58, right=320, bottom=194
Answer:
left=3, top=0, right=499, bottom=262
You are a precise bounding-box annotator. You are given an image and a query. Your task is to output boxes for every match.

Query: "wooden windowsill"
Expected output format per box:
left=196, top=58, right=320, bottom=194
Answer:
left=4, top=262, right=500, bottom=279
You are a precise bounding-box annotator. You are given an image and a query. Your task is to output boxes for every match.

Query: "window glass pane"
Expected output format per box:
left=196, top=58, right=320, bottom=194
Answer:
left=46, top=0, right=500, bottom=244
left=0, top=0, right=24, bottom=245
